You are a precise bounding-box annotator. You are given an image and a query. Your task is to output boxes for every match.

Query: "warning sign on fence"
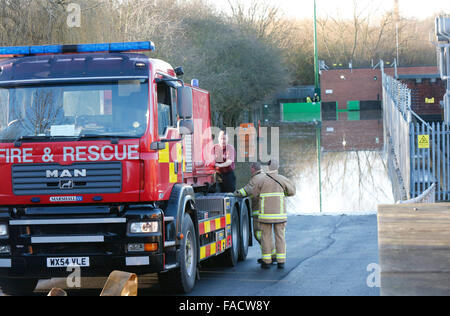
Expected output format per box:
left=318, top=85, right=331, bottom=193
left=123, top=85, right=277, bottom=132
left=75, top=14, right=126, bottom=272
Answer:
left=418, top=135, right=430, bottom=149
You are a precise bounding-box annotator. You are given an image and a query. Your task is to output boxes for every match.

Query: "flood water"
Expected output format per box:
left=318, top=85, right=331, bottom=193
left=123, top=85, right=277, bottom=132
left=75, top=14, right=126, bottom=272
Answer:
left=235, top=109, right=394, bottom=215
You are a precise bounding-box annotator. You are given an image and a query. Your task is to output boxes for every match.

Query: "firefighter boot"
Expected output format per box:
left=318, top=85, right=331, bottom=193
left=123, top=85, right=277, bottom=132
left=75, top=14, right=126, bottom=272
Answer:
left=257, top=258, right=277, bottom=264
left=261, top=262, right=271, bottom=269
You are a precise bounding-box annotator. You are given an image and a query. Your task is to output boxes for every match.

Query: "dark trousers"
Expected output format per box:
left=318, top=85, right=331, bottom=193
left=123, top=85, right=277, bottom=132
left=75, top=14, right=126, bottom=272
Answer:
left=219, top=171, right=236, bottom=193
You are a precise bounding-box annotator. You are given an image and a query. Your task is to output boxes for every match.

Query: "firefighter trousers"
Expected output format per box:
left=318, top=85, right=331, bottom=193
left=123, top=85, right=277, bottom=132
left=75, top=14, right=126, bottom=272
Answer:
left=260, top=222, right=286, bottom=264
left=254, top=220, right=276, bottom=260
left=253, top=219, right=262, bottom=244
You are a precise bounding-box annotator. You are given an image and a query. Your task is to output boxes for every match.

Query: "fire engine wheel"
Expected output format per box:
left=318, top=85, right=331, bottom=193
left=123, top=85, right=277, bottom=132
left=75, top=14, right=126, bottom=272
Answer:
left=0, top=278, right=39, bottom=296
left=238, top=202, right=250, bottom=261
left=158, top=213, right=197, bottom=294
left=221, top=205, right=240, bottom=267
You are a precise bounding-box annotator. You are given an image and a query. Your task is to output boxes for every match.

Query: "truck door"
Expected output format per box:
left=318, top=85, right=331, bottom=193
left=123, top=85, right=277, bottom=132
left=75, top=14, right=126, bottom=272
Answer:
left=156, top=79, right=183, bottom=198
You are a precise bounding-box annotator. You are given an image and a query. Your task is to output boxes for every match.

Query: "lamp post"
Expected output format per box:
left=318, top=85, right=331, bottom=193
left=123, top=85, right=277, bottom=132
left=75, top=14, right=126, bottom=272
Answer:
left=315, top=120, right=323, bottom=213
left=314, top=0, right=320, bottom=95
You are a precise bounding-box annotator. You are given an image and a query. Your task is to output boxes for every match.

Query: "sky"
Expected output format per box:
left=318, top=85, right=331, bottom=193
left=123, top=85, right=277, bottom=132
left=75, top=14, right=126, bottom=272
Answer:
left=211, top=0, right=450, bottom=20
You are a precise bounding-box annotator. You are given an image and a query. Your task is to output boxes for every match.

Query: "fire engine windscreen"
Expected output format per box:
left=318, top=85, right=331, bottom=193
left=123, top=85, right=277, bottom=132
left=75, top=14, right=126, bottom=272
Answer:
left=0, top=79, right=149, bottom=142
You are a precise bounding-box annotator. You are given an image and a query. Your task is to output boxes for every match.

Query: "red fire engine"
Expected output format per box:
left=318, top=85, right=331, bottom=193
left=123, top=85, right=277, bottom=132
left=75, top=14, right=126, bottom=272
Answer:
left=0, top=41, right=251, bottom=295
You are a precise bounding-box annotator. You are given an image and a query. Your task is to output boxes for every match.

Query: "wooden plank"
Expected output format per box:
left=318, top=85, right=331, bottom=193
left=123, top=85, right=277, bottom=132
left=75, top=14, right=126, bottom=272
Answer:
left=380, top=248, right=450, bottom=271
left=378, top=203, right=450, bottom=295
left=381, top=272, right=450, bottom=296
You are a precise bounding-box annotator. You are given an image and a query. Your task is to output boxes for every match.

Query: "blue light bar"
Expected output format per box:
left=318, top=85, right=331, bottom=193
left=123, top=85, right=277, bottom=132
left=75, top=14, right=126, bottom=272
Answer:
left=0, top=46, right=31, bottom=55
left=30, top=45, right=63, bottom=54
left=77, top=43, right=110, bottom=53
left=109, top=41, right=155, bottom=52
left=0, top=41, right=156, bottom=56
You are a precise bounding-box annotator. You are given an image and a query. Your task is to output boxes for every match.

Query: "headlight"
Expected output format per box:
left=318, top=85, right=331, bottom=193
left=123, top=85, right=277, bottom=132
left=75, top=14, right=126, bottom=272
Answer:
left=0, top=224, right=7, bottom=237
left=129, top=221, right=159, bottom=234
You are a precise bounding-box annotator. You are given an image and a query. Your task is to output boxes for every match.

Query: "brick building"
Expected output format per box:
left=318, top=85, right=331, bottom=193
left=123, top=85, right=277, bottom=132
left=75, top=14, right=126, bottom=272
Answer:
left=399, top=73, right=446, bottom=121
left=320, top=66, right=445, bottom=122
left=322, top=119, right=384, bottom=152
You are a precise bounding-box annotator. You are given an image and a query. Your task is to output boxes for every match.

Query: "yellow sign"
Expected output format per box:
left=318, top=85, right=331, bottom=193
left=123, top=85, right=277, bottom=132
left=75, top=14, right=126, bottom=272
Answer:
left=418, top=135, right=430, bottom=149
left=425, top=97, right=435, bottom=104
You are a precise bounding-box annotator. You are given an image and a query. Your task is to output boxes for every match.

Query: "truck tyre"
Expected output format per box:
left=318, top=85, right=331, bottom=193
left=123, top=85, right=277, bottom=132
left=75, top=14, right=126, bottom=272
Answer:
left=238, top=202, right=250, bottom=261
left=0, top=278, right=38, bottom=296
left=158, top=213, right=197, bottom=294
left=221, top=205, right=240, bottom=267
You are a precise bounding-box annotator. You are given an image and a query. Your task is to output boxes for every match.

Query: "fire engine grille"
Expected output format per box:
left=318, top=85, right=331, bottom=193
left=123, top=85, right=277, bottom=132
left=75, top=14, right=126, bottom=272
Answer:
left=27, top=223, right=123, bottom=255
left=12, top=162, right=122, bottom=196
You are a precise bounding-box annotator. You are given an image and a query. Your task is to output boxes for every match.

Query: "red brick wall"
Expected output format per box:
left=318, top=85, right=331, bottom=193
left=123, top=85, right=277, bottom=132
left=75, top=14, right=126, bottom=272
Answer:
left=322, top=119, right=384, bottom=151
left=404, top=79, right=445, bottom=117
left=321, top=68, right=382, bottom=110
left=320, top=66, right=441, bottom=111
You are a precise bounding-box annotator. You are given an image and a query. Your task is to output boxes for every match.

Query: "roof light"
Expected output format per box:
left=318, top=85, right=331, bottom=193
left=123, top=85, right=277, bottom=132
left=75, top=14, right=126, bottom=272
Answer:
left=77, top=43, right=110, bottom=53
left=0, top=46, right=31, bottom=55
left=30, top=45, right=63, bottom=54
left=191, top=79, right=199, bottom=87
left=109, top=42, right=154, bottom=52
left=0, top=41, right=155, bottom=57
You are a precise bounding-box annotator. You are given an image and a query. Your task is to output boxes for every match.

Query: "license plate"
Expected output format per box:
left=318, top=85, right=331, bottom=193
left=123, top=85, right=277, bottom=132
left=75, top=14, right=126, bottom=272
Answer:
left=47, top=257, right=90, bottom=268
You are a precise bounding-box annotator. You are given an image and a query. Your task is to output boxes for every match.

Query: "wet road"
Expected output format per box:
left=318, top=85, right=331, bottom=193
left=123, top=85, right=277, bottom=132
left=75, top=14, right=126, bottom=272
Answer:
left=25, top=214, right=379, bottom=296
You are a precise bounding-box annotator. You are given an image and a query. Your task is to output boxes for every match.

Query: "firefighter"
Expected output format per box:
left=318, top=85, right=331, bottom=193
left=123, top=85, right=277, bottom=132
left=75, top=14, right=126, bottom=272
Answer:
left=253, top=159, right=296, bottom=269
left=235, top=162, right=276, bottom=264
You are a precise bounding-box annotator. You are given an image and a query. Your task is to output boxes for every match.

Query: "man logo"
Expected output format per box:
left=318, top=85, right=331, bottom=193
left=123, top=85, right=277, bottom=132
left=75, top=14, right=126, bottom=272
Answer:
left=46, top=169, right=87, bottom=178
left=59, top=180, right=74, bottom=190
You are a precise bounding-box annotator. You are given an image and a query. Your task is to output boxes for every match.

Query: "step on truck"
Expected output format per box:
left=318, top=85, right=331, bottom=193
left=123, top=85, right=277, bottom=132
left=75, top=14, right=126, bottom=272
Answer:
left=0, top=41, right=252, bottom=295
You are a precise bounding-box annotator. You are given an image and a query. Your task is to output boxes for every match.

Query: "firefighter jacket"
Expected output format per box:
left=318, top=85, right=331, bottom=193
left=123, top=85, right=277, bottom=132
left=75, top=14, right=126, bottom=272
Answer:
left=236, top=170, right=266, bottom=219
left=238, top=170, right=296, bottom=224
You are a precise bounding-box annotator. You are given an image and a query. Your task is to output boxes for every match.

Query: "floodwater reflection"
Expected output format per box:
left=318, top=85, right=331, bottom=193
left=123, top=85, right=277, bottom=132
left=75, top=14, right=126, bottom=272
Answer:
left=236, top=110, right=394, bottom=214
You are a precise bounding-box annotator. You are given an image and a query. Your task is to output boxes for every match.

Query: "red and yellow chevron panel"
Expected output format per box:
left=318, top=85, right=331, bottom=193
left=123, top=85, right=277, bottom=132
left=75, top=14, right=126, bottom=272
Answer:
left=200, top=239, right=227, bottom=260
left=158, top=138, right=183, bottom=184
left=199, top=215, right=230, bottom=235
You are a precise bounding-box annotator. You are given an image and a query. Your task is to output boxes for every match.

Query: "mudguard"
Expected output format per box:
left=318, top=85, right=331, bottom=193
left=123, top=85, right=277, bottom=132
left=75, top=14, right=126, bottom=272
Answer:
left=164, top=184, right=196, bottom=246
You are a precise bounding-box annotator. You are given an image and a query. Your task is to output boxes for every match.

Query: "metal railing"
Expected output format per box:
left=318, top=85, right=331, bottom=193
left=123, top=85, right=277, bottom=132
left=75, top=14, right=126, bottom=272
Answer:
left=382, top=61, right=412, bottom=200
left=383, top=59, right=450, bottom=202
left=410, top=122, right=450, bottom=200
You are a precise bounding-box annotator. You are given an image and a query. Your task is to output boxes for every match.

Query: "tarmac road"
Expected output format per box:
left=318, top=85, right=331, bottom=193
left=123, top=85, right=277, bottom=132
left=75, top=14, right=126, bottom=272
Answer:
left=2, top=215, right=380, bottom=296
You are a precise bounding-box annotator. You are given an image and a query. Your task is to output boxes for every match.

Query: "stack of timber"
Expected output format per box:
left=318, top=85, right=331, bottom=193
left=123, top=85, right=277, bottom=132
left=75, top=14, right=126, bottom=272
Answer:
left=378, top=203, right=450, bottom=296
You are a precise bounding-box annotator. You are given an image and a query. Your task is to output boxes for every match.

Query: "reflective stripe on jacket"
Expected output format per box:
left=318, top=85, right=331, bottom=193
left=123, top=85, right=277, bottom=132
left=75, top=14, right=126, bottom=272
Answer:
left=253, top=170, right=296, bottom=224
left=260, top=192, right=286, bottom=221
left=236, top=171, right=266, bottom=219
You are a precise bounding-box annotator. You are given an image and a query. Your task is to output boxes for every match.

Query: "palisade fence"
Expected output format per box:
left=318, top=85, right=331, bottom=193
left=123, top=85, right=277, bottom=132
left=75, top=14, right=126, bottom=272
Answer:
left=382, top=62, right=449, bottom=202
left=382, top=68, right=412, bottom=201
left=410, top=122, right=450, bottom=200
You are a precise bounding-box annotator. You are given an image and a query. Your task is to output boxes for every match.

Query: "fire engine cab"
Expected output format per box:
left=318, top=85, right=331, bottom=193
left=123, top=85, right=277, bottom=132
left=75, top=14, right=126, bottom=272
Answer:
left=0, top=41, right=252, bottom=295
